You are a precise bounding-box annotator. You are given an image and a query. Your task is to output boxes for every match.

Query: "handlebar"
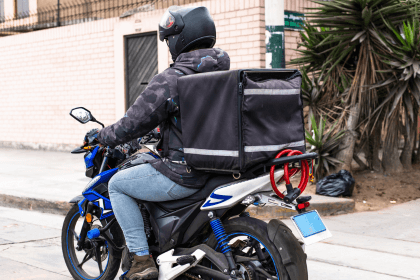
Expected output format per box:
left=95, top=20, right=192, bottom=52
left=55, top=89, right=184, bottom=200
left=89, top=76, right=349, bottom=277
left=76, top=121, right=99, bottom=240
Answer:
left=72, top=128, right=161, bottom=176
left=71, top=147, right=86, bottom=154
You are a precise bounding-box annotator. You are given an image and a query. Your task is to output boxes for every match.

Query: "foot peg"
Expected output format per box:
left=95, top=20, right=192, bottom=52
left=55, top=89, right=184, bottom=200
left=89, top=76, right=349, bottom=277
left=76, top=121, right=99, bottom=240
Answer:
left=296, top=196, right=312, bottom=204
left=157, top=249, right=205, bottom=280
left=176, top=255, right=196, bottom=265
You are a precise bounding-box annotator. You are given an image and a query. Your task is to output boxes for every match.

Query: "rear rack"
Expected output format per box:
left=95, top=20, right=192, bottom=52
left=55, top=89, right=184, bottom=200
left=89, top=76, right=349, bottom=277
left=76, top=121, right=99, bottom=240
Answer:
left=263, top=152, right=318, bottom=167
left=244, top=152, right=318, bottom=179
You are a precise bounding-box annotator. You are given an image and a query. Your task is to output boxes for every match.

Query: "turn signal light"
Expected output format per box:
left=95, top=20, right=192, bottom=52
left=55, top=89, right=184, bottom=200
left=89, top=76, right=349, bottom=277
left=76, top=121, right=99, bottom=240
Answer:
left=297, top=202, right=310, bottom=210
left=85, top=213, right=93, bottom=223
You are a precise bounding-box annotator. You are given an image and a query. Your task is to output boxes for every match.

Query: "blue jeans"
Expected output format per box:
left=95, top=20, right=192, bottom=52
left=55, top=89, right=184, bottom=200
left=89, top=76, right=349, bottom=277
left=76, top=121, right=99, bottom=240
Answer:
left=108, top=163, right=198, bottom=254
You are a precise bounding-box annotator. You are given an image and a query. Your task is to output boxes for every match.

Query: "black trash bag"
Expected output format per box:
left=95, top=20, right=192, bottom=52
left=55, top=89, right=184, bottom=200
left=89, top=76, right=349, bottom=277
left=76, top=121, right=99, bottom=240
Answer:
left=316, top=170, right=355, bottom=197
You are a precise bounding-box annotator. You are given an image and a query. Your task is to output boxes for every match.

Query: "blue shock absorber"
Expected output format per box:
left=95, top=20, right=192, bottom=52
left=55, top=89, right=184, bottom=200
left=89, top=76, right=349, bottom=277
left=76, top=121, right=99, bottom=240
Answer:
left=209, top=216, right=237, bottom=274
left=209, top=218, right=231, bottom=254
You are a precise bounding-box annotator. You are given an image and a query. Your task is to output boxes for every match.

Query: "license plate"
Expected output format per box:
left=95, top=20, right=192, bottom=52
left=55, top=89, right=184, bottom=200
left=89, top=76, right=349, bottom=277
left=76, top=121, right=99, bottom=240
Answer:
left=290, top=210, right=332, bottom=245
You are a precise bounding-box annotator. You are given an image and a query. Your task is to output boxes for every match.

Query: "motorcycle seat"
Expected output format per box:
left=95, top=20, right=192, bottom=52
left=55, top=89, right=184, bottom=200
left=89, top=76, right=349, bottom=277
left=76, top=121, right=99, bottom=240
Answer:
left=156, top=175, right=236, bottom=211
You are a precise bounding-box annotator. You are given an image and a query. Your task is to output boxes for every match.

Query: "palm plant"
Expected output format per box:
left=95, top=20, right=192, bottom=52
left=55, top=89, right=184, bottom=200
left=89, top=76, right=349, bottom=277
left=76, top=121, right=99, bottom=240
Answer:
left=301, top=69, right=322, bottom=130
left=292, top=0, right=413, bottom=172
left=301, top=68, right=347, bottom=132
left=372, top=16, right=420, bottom=169
left=305, top=115, right=345, bottom=180
left=294, top=25, right=339, bottom=74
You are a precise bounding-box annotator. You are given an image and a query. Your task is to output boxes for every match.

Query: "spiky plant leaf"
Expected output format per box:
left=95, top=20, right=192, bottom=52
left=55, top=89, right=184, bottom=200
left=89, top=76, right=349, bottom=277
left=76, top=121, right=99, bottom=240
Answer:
left=305, top=115, right=345, bottom=180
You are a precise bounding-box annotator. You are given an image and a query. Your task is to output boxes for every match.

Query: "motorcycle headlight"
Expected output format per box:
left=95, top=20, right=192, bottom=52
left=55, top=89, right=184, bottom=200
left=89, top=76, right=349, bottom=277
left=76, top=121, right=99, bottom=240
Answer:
left=83, top=176, right=101, bottom=193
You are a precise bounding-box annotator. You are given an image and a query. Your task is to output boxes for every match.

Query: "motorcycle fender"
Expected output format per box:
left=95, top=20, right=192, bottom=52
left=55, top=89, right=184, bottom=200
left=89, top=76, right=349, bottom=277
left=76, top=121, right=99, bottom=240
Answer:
left=69, top=195, right=84, bottom=203
left=267, top=219, right=308, bottom=280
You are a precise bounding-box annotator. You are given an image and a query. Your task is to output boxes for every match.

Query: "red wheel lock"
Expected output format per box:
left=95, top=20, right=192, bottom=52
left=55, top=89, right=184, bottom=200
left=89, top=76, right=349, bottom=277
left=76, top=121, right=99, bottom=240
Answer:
left=269, top=149, right=309, bottom=202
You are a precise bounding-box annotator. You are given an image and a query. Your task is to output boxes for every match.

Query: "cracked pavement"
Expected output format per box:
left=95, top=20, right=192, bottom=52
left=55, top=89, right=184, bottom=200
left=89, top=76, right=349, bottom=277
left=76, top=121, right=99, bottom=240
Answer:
left=0, top=206, right=71, bottom=279
left=0, top=199, right=419, bottom=279
left=282, top=198, right=420, bottom=280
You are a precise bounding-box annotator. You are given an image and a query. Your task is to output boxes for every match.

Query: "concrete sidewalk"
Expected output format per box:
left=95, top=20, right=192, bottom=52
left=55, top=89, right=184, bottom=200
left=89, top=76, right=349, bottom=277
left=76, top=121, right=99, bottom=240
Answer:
left=1, top=199, right=419, bottom=279
left=0, top=148, right=354, bottom=216
left=286, top=198, right=420, bottom=279
left=0, top=148, right=89, bottom=213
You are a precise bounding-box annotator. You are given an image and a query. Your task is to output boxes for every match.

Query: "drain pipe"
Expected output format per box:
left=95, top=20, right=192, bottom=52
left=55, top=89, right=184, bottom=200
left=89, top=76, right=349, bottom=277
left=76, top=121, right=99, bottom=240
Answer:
left=265, top=0, right=285, bottom=68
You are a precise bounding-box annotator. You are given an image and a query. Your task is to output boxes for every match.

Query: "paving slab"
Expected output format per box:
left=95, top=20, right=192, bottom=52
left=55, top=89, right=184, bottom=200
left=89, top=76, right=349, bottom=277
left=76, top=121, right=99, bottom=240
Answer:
left=320, top=231, right=420, bottom=259
left=275, top=199, right=420, bottom=280
left=0, top=206, right=64, bottom=229
left=306, top=242, right=419, bottom=279
left=0, top=237, right=71, bottom=276
left=0, top=207, right=123, bottom=280
left=307, top=260, right=408, bottom=280
left=0, top=256, right=71, bottom=280
left=0, top=216, right=60, bottom=245
left=321, top=198, right=420, bottom=242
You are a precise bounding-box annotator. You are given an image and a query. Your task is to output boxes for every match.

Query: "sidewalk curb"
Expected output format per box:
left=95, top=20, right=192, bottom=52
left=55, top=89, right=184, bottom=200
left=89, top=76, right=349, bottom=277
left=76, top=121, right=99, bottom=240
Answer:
left=1, top=193, right=355, bottom=218
left=0, top=194, right=71, bottom=215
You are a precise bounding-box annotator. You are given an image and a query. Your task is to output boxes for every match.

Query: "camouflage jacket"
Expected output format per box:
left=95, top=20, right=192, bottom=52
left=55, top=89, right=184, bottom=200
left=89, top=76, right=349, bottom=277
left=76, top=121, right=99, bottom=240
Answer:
left=98, top=48, right=230, bottom=188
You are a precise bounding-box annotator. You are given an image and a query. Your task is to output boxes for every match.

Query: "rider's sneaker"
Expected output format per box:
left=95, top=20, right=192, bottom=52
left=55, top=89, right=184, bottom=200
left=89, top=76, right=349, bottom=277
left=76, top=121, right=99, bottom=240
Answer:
left=126, top=255, right=159, bottom=280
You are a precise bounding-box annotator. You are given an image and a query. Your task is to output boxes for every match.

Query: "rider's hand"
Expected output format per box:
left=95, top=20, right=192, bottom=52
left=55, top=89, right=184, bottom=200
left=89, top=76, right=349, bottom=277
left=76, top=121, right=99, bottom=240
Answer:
left=84, top=128, right=100, bottom=146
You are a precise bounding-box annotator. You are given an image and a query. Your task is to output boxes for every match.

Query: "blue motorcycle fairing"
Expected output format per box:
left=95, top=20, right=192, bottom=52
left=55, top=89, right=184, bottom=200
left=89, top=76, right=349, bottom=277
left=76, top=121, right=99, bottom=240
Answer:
left=81, top=168, right=118, bottom=219
left=83, top=168, right=119, bottom=194
left=82, top=190, right=114, bottom=220
left=84, top=191, right=113, bottom=210
left=84, top=146, right=100, bottom=168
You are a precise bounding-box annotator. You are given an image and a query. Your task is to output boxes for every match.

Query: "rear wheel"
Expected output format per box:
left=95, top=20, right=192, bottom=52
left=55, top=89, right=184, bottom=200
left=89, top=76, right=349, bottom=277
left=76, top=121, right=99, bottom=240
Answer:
left=62, top=204, right=122, bottom=280
left=205, top=217, right=292, bottom=280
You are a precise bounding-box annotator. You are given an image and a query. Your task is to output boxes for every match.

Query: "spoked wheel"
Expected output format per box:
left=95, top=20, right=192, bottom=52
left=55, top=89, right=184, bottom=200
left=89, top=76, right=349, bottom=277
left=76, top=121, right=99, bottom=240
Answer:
left=205, top=217, right=292, bottom=280
left=62, top=204, right=122, bottom=280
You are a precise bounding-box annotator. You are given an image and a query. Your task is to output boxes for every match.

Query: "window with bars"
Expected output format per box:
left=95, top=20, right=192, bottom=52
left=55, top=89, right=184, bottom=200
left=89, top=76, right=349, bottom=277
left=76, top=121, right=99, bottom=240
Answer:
left=0, top=0, right=4, bottom=23
left=15, top=0, right=29, bottom=19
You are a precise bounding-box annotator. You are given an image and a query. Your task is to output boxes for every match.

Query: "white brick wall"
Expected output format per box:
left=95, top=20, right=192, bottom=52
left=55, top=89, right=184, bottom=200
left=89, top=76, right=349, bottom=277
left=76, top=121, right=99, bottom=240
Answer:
left=0, top=19, right=118, bottom=150
left=0, top=0, right=312, bottom=150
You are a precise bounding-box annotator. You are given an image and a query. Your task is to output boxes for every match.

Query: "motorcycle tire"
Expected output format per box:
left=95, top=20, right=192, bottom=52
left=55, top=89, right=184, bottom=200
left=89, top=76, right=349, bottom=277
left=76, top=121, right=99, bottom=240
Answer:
left=62, top=204, right=122, bottom=280
left=206, top=217, right=292, bottom=280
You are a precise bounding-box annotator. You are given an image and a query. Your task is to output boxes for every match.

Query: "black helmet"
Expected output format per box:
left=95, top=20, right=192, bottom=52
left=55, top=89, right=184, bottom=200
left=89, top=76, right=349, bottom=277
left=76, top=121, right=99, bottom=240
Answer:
left=159, top=6, right=216, bottom=61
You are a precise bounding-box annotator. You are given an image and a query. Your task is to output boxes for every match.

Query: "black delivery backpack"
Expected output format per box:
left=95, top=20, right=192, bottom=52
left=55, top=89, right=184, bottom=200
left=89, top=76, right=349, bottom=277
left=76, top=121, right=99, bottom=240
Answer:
left=177, top=69, right=305, bottom=173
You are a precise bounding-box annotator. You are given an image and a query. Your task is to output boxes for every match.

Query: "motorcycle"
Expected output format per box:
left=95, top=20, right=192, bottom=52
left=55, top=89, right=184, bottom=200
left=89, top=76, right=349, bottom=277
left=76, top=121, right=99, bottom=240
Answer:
left=62, top=107, right=330, bottom=280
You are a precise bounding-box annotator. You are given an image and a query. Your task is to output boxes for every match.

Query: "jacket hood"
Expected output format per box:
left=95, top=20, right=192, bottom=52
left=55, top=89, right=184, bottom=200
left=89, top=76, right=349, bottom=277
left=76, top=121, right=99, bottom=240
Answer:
left=173, top=48, right=230, bottom=73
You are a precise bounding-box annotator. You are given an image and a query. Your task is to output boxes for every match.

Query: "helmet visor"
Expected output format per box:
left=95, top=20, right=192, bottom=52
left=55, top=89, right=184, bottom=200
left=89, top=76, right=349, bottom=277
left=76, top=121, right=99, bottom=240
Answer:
left=159, top=6, right=184, bottom=30
left=159, top=10, right=175, bottom=30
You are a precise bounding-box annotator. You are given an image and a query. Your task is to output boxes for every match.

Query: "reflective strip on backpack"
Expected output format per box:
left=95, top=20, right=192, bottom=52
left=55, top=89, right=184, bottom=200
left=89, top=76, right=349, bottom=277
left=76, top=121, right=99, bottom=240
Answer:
left=183, top=148, right=239, bottom=157
left=244, top=89, right=300, bottom=95
left=244, top=140, right=305, bottom=152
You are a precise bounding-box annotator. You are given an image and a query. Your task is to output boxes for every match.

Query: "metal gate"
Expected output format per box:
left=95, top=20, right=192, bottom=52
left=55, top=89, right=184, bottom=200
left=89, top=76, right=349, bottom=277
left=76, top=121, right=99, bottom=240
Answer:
left=125, top=32, right=158, bottom=109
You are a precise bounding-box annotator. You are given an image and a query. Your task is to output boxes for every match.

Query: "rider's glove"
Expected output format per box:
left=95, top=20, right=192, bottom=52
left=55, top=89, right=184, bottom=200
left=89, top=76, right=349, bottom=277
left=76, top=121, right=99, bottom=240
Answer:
left=84, top=128, right=100, bottom=145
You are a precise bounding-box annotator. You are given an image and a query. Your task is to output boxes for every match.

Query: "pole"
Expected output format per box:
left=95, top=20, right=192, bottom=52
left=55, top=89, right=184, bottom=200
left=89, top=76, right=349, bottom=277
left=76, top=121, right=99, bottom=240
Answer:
left=265, top=0, right=285, bottom=68
left=57, top=0, right=60, bottom=27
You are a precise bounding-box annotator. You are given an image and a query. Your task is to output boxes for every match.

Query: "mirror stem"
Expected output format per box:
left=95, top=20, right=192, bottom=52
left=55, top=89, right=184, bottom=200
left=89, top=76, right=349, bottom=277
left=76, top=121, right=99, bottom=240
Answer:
left=92, top=118, right=105, bottom=128
left=96, top=121, right=105, bottom=128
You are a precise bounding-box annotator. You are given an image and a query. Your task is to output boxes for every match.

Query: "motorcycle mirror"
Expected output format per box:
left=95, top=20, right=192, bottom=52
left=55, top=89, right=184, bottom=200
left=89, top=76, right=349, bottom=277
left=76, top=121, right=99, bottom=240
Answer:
left=69, top=107, right=104, bottom=128
left=70, top=107, right=93, bottom=124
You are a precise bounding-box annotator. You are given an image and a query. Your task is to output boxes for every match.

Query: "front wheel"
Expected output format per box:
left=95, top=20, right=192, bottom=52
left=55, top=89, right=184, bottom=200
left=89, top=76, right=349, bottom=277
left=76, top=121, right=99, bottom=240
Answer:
left=206, top=217, right=298, bottom=280
left=62, top=204, right=122, bottom=280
